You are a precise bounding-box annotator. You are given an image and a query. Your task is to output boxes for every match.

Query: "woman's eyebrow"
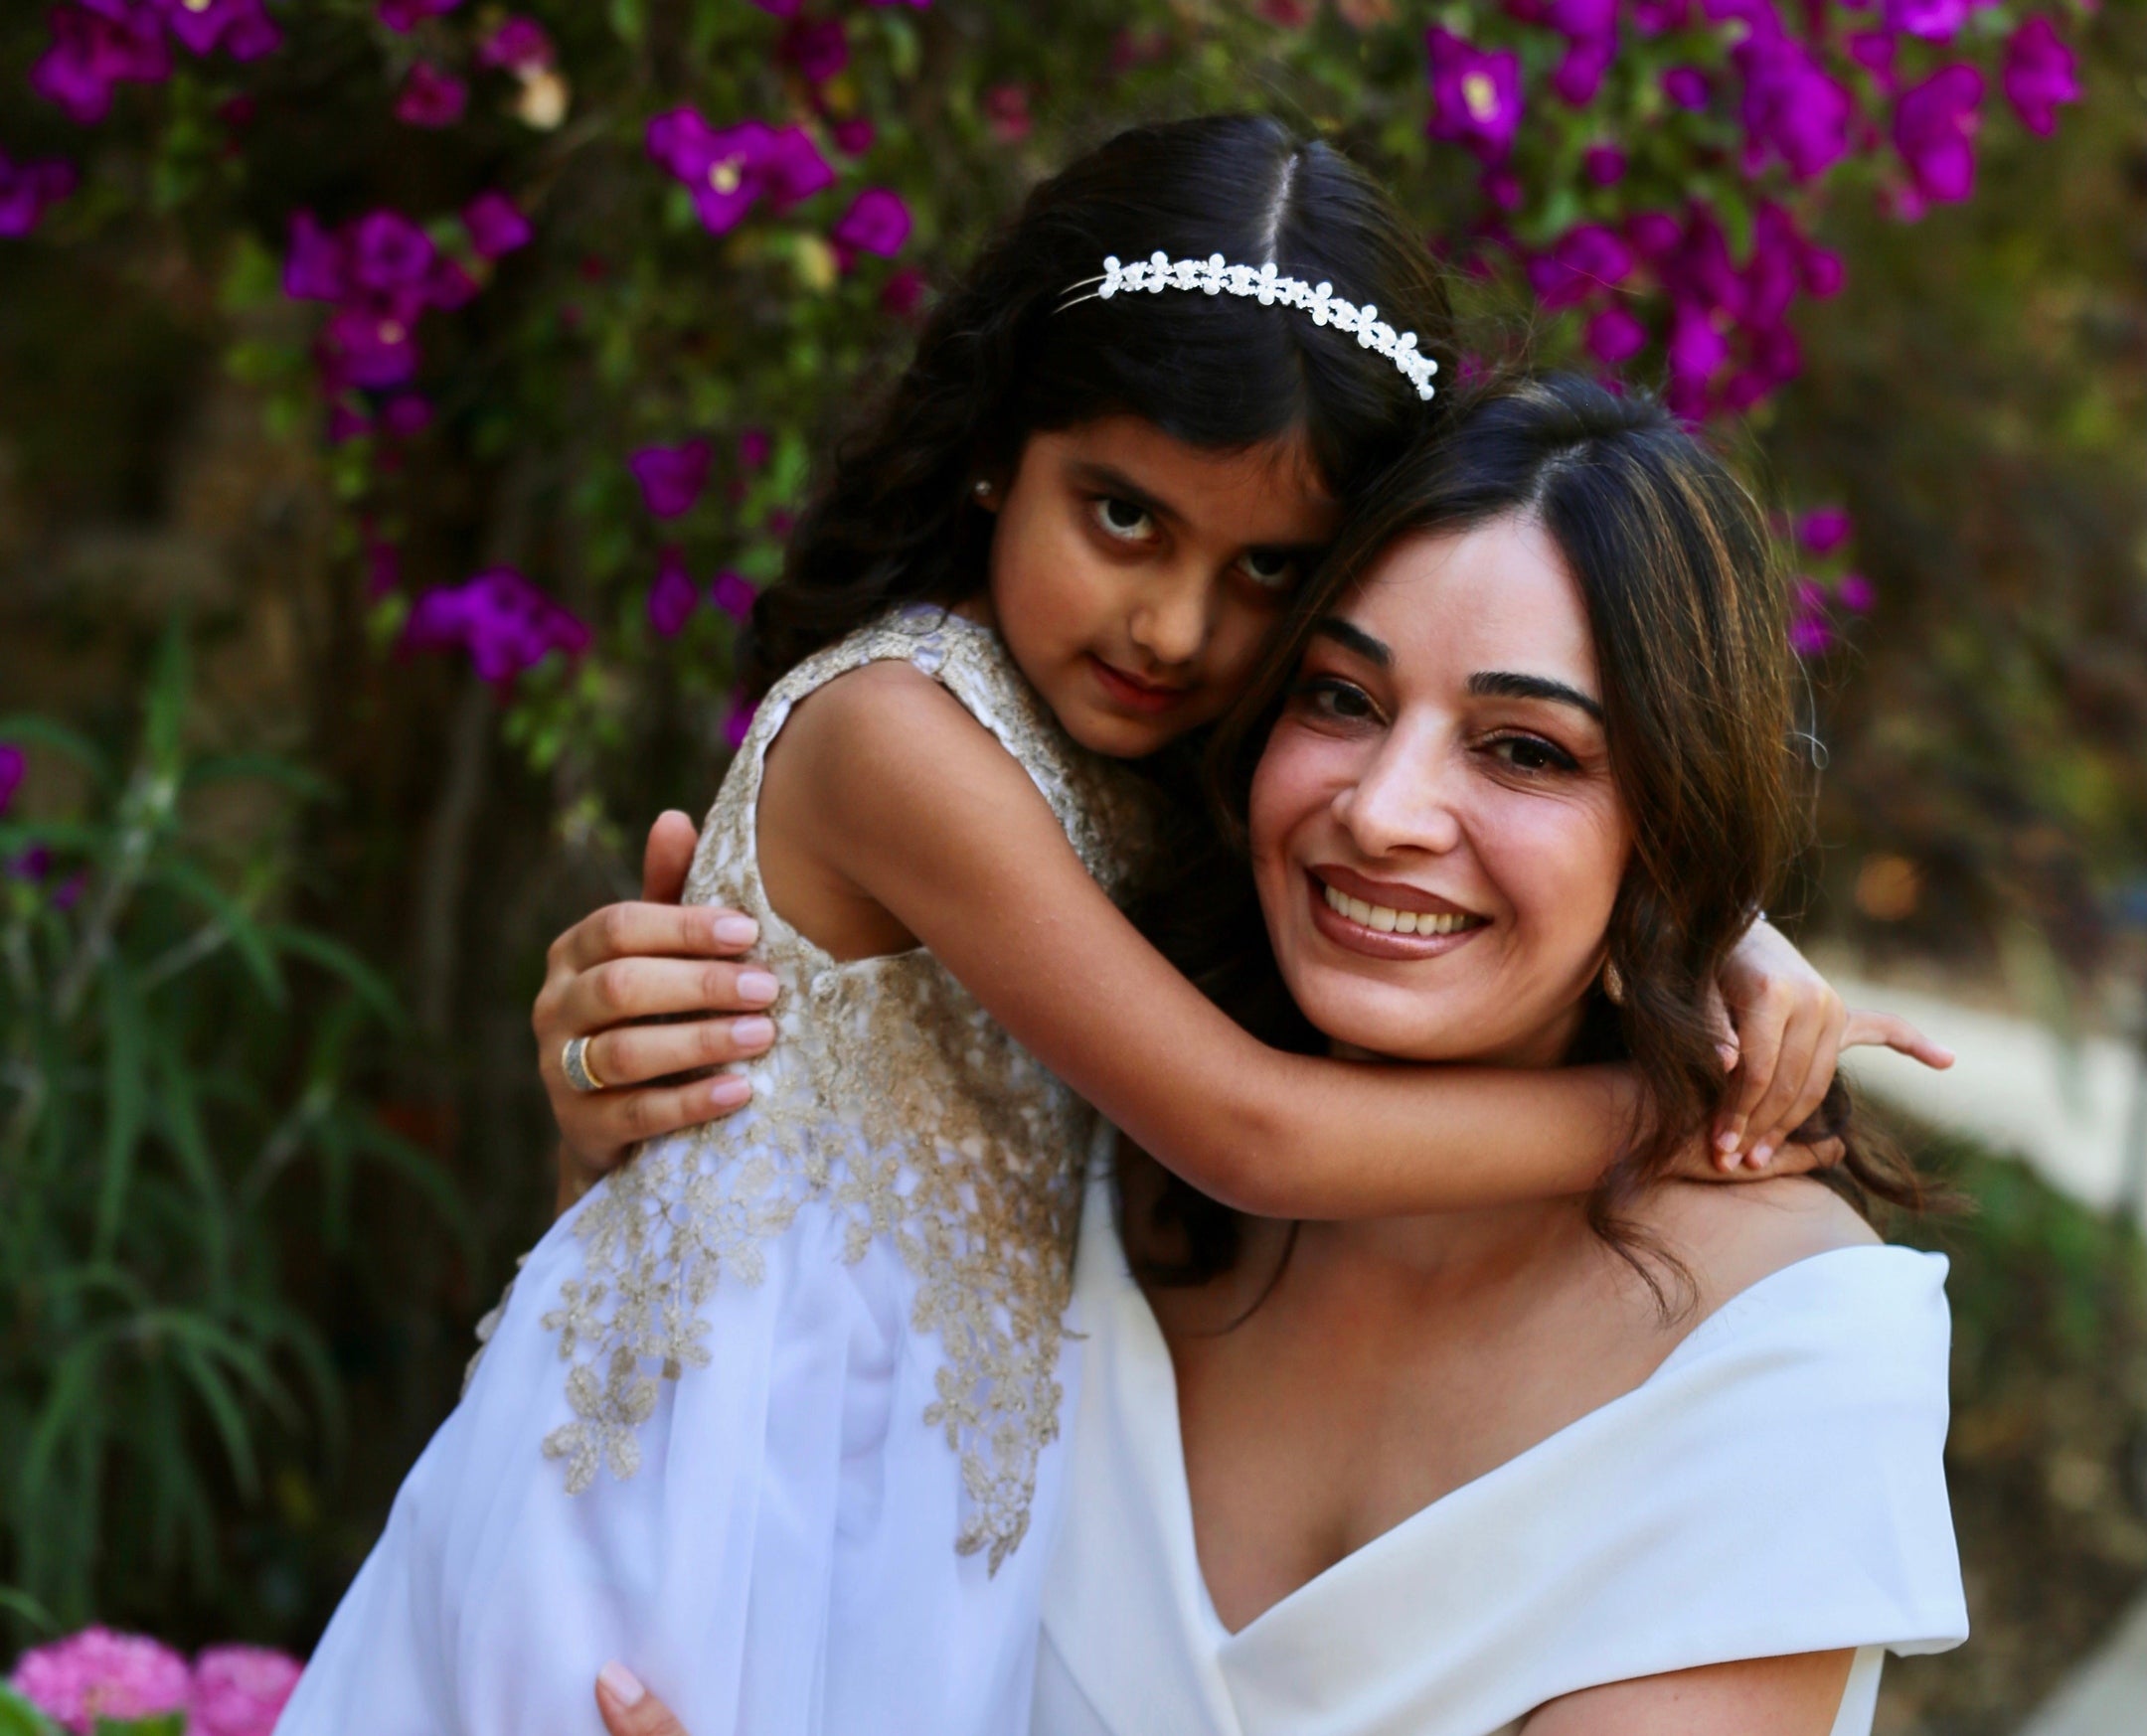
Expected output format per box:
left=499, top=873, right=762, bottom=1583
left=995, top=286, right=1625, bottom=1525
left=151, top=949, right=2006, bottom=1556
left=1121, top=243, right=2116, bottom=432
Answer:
left=1310, top=616, right=1391, bottom=666
left=1468, top=670, right=1604, bottom=723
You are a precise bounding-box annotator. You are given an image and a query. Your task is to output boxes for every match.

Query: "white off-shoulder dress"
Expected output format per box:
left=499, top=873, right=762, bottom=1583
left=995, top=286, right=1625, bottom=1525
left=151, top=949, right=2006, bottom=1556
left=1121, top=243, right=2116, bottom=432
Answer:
left=1035, top=1171, right=1968, bottom=1736
left=276, top=609, right=1151, bottom=1736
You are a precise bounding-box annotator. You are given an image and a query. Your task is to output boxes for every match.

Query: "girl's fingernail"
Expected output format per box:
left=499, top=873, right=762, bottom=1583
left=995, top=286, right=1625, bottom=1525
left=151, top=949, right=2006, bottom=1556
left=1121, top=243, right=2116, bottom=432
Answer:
left=734, top=1017, right=775, bottom=1052
left=1750, top=1143, right=1774, bottom=1168
left=738, top=970, right=779, bottom=1007
left=598, top=1661, right=646, bottom=1708
left=1714, top=1125, right=1741, bottom=1154
left=711, top=1076, right=751, bottom=1111
left=714, top=915, right=758, bottom=948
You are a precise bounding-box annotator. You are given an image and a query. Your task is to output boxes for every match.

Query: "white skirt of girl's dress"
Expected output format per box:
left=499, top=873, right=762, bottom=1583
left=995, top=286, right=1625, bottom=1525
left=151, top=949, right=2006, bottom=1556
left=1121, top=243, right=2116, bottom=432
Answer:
left=273, top=1171, right=1075, bottom=1736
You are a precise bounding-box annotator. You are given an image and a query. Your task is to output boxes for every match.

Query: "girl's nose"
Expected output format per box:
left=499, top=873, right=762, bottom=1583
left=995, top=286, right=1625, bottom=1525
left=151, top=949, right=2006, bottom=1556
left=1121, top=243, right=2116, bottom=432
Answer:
left=1128, top=565, right=1209, bottom=669
left=1332, top=727, right=1464, bottom=860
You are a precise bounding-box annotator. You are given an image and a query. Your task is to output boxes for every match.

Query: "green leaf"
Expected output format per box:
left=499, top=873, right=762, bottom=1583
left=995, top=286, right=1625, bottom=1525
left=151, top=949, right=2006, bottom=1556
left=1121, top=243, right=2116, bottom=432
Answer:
left=0, top=1586, right=57, bottom=1635
left=93, top=954, right=147, bottom=1260
left=94, top=1715, right=186, bottom=1736
left=267, top=925, right=405, bottom=1026
left=183, top=752, right=332, bottom=802
left=144, top=859, right=283, bottom=1005
left=0, top=1684, right=62, bottom=1736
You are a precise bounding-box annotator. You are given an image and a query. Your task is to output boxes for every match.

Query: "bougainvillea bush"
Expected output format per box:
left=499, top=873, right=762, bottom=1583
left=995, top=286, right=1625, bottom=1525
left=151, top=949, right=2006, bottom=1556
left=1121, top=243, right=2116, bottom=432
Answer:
left=0, top=0, right=2087, bottom=768
left=0, top=0, right=2101, bottom=1657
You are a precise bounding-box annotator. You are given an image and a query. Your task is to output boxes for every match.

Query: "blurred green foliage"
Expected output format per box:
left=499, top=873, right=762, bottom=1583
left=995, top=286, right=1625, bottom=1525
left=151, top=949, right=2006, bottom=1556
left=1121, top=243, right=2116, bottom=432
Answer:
left=0, top=632, right=465, bottom=1652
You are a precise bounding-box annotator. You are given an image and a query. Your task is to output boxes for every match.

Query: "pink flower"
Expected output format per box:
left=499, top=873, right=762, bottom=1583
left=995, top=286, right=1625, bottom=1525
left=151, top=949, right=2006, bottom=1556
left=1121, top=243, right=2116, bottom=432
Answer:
left=1837, top=573, right=1875, bottom=613
left=1885, top=0, right=1971, bottom=43
left=395, top=61, right=468, bottom=127
left=648, top=546, right=699, bottom=637
left=711, top=568, right=756, bottom=622
left=0, top=742, right=23, bottom=815
left=880, top=265, right=926, bottom=318
left=1788, top=603, right=1834, bottom=657
left=349, top=210, right=436, bottom=293
left=31, top=4, right=172, bottom=123
left=1894, top=64, right=1985, bottom=204
left=629, top=439, right=713, bottom=519
left=191, top=1646, right=304, bottom=1736
left=739, top=427, right=770, bottom=470
left=1582, top=143, right=1626, bottom=187
left=380, top=392, right=432, bottom=438
left=463, top=192, right=533, bottom=258
left=10, top=1628, right=192, bottom=1735
left=984, top=82, right=1033, bottom=143
left=724, top=691, right=758, bottom=749
left=0, top=151, right=78, bottom=237
left=782, top=19, right=849, bottom=82
left=832, top=117, right=876, bottom=156
left=1799, top=506, right=1852, bottom=553
left=322, top=304, right=421, bottom=389
left=1660, top=66, right=1709, bottom=110
left=1424, top=28, right=1522, bottom=161
left=150, top=0, right=281, bottom=61
left=1735, top=30, right=1855, bottom=181
left=378, top=0, right=463, bottom=32
left=646, top=111, right=832, bottom=236
left=831, top=188, right=912, bottom=260
left=478, top=15, right=556, bottom=74
left=2002, top=16, right=2080, bottom=137
left=1530, top=222, right=1633, bottom=309
left=405, top=567, right=590, bottom=683
left=1584, top=303, right=1648, bottom=365
left=283, top=211, right=346, bottom=300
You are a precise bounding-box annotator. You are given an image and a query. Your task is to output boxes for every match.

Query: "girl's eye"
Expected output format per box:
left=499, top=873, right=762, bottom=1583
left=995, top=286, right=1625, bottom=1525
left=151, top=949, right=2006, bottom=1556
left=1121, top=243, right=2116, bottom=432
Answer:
left=1238, top=549, right=1300, bottom=593
left=1485, top=733, right=1578, bottom=775
left=1296, top=676, right=1380, bottom=724
left=1091, top=496, right=1156, bottom=543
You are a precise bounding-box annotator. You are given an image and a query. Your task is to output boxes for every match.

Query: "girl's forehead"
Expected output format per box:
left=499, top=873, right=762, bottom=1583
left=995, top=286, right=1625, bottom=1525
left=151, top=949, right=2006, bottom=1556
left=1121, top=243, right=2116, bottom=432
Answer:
left=1044, top=414, right=1338, bottom=538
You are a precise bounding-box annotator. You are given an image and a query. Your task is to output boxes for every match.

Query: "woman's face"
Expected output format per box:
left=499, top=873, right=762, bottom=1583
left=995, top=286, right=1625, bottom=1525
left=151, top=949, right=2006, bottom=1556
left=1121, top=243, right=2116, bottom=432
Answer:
left=1248, top=513, right=1633, bottom=1068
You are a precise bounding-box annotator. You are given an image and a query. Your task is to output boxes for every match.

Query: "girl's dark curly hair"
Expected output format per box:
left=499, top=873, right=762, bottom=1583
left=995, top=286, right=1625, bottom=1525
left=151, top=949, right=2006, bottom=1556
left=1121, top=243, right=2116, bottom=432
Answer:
left=743, top=113, right=1455, bottom=696
left=1133, top=374, right=1930, bottom=1302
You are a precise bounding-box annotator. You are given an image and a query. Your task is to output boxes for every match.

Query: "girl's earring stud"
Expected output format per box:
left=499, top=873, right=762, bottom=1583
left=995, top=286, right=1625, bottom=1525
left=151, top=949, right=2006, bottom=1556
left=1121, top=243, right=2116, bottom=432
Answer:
left=972, top=479, right=993, bottom=501
left=1601, top=959, right=1627, bottom=1007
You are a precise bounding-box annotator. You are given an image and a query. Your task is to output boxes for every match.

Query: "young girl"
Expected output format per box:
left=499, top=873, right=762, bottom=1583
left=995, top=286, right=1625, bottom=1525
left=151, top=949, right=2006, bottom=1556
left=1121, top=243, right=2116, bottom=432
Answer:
left=277, top=116, right=1930, bottom=1736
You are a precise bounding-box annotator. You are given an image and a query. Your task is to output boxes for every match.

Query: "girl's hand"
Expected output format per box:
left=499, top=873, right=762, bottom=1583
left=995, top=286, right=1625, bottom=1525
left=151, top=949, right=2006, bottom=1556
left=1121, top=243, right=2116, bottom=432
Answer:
left=535, top=810, right=781, bottom=1213
left=1710, top=919, right=1954, bottom=1174
left=594, top=1663, right=688, bottom=1736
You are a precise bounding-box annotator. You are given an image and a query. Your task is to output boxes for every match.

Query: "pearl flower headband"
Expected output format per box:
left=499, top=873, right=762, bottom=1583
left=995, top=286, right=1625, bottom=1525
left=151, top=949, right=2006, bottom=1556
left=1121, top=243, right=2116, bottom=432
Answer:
left=1059, top=251, right=1439, bottom=402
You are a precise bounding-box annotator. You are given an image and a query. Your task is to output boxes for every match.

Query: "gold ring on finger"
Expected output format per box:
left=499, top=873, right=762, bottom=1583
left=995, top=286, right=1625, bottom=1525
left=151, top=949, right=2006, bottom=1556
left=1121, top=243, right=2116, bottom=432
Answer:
left=562, top=1033, right=608, bottom=1094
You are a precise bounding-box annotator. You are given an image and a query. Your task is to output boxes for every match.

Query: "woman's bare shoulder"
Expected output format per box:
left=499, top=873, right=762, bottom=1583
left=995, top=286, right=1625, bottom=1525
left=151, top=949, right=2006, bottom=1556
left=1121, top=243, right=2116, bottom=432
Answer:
left=1643, top=1176, right=1882, bottom=1321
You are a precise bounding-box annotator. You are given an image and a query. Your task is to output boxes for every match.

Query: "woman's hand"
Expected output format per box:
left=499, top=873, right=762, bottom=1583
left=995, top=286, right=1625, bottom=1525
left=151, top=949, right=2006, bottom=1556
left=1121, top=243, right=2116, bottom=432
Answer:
left=594, top=1663, right=688, bottom=1736
left=1709, top=919, right=1953, bottom=1174
left=535, top=810, right=780, bottom=1214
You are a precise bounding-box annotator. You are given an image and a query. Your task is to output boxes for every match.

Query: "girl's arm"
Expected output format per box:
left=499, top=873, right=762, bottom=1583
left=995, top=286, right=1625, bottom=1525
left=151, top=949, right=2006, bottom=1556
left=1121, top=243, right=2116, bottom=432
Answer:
left=762, top=666, right=1630, bottom=1217
left=1520, top=1650, right=1858, bottom=1736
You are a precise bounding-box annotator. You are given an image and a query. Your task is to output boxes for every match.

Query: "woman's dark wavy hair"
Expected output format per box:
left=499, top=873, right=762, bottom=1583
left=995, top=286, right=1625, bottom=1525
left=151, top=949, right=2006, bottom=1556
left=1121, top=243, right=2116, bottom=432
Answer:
left=1132, top=373, right=1930, bottom=1303
left=742, top=113, right=1454, bottom=696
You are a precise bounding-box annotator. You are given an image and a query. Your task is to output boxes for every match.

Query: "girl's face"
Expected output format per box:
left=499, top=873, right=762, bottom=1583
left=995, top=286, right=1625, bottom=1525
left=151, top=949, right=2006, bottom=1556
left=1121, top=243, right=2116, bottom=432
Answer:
left=981, top=415, right=1341, bottom=759
left=1248, top=514, right=1633, bottom=1068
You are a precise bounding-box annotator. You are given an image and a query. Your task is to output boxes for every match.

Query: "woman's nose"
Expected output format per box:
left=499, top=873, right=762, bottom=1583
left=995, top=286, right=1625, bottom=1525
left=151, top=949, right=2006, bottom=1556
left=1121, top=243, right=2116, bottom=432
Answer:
left=1332, top=729, right=1464, bottom=859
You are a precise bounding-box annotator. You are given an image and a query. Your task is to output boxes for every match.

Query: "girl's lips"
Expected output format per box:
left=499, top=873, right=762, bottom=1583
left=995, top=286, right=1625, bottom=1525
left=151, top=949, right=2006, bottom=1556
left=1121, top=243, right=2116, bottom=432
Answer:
left=1086, top=653, right=1193, bottom=715
left=1305, top=870, right=1489, bottom=961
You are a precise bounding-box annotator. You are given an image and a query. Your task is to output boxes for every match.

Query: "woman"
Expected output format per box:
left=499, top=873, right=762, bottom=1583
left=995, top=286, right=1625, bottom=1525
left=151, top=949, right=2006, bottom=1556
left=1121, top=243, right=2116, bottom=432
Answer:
left=573, top=377, right=1965, bottom=1735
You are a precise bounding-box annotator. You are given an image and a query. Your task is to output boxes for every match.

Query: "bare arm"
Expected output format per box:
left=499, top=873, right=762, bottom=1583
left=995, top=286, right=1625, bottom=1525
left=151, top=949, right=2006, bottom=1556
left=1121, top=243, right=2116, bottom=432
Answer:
left=1522, top=1650, right=1858, bottom=1735
left=775, top=666, right=1631, bottom=1217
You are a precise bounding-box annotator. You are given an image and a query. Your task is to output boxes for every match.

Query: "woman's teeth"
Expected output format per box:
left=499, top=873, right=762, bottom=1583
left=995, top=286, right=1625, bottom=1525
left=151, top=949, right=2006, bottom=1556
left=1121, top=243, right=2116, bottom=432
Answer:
left=1321, top=882, right=1477, bottom=935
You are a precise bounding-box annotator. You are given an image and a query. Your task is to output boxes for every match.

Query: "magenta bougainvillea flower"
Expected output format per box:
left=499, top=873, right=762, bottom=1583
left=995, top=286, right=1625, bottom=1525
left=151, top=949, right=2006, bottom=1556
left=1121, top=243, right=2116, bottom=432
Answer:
left=629, top=439, right=713, bottom=519
left=0, top=151, right=78, bottom=237
left=282, top=211, right=347, bottom=300
left=749, top=0, right=802, bottom=14
left=379, top=392, right=432, bottom=438
left=832, top=117, right=876, bottom=156
left=0, top=742, right=24, bottom=814
left=1630, top=0, right=1690, bottom=33
left=150, top=0, right=281, bottom=61
left=1528, top=222, right=1632, bottom=309
left=2002, top=16, right=2081, bottom=137
left=405, top=567, right=591, bottom=683
left=10, top=1628, right=194, bottom=1735
left=1584, top=302, right=1648, bottom=365
left=349, top=210, right=436, bottom=294
left=724, top=691, right=758, bottom=749
left=782, top=19, right=849, bottom=83
left=1543, top=0, right=1617, bottom=108
left=1734, top=29, right=1854, bottom=182
left=711, top=568, right=756, bottom=622
left=1894, top=64, right=1986, bottom=204
left=1837, top=573, right=1876, bottom=613
left=881, top=264, right=926, bottom=317
left=1660, top=65, right=1709, bottom=110
left=831, top=188, right=912, bottom=261
left=648, top=546, right=699, bottom=638
left=379, top=0, right=464, bottom=33
left=478, top=15, right=555, bottom=74
left=1799, top=506, right=1853, bottom=553
left=192, top=1646, right=305, bottom=1736
left=646, top=110, right=833, bottom=235
left=738, top=427, right=771, bottom=471
left=984, top=82, right=1033, bottom=143
left=31, top=4, right=172, bottom=122
left=1425, top=28, right=1523, bottom=160
left=463, top=192, right=533, bottom=258
left=395, top=62, right=468, bottom=127
left=1582, top=143, right=1626, bottom=187
left=1885, top=0, right=1972, bottom=43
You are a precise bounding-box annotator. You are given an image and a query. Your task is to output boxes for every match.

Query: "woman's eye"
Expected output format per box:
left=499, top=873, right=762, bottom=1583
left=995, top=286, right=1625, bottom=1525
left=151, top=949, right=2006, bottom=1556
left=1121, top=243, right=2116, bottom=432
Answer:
left=1238, top=549, right=1300, bottom=592
left=1297, top=677, right=1378, bottom=723
left=1091, top=497, right=1156, bottom=543
left=1487, top=733, right=1577, bottom=774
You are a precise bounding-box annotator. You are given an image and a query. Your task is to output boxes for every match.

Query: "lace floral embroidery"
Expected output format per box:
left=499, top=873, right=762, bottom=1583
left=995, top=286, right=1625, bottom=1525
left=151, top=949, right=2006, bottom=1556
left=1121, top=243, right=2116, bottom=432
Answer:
left=523, top=609, right=1152, bottom=1570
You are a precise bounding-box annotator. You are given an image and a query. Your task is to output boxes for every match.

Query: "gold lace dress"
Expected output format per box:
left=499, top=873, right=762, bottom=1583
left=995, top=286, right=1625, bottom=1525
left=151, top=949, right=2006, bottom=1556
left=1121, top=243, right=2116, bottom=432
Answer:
left=274, top=606, right=1153, bottom=1736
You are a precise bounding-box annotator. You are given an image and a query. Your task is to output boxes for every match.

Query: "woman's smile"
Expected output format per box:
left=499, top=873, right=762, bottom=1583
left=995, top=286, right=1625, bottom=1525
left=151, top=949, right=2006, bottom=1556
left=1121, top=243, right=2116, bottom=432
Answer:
left=1307, top=868, right=1490, bottom=959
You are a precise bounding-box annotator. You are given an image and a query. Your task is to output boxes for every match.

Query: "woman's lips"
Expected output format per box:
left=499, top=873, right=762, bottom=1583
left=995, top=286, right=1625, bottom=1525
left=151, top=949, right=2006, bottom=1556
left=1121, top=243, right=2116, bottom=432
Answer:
left=1305, top=870, right=1488, bottom=961
left=1086, top=654, right=1193, bottom=715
